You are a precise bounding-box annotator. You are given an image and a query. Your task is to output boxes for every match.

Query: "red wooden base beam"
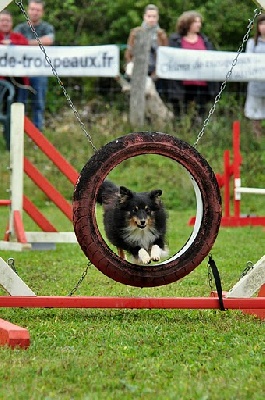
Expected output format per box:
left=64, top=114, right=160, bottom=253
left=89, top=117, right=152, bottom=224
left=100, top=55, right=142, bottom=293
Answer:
left=0, top=318, right=30, bottom=349
left=0, top=296, right=265, bottom=310
left=221, top=216, right=265, bottom=227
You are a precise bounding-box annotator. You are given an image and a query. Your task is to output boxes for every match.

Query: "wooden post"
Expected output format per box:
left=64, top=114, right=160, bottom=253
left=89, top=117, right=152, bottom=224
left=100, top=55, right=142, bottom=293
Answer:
left=129, top=28, right=151, bottom=128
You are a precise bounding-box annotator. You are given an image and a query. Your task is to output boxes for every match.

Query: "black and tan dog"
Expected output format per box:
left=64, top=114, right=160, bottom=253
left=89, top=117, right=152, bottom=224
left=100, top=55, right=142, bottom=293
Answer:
left=97, top=181, right=168, bottom=264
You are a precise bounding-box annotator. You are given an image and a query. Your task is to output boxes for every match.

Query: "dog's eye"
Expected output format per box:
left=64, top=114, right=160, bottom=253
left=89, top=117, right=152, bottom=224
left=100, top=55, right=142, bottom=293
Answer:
left=144, top=206, right=150, bottom=212
left=133, top=206, right=138, bottom=212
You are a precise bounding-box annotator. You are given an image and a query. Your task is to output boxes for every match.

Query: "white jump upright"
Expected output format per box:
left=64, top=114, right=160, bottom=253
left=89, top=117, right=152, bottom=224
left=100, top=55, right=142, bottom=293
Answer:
left=227, top=256, right=265, bottom=298
left=0, top=257, right=35, bottom=296
left=9, top=103, right=25, bottom=243
left=0, top=103, right=29, bottom=251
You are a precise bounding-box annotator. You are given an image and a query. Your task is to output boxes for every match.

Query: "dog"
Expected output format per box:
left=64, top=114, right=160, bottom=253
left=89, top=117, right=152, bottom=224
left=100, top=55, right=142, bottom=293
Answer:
left=97, top=180, right=168, bottom=264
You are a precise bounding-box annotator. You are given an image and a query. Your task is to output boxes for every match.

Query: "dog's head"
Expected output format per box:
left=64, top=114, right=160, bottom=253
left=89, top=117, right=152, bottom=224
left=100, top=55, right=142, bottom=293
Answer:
left=119, top=186, right=162, bottom=229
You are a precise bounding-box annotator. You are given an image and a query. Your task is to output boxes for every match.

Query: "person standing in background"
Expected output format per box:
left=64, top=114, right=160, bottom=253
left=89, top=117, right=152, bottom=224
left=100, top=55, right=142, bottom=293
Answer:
left=0, top=9, right=29, bottom=150
left=168, top=10, right=219, bottom=119
left=125, top=4, right=168, bottom=96
left=14, top=0, right=55, bottom=131
left=0, top=9, right=29, bottom=95
left=0, top=9, right=28, bottom=46
left=244, top=13, right=265, bottom=141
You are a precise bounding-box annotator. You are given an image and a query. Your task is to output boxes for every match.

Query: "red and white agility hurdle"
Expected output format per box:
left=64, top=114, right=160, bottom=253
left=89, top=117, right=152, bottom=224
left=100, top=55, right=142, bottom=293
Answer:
left=0, top=254, right=264, bottom=349
left=189, top=120, right=265, bottom=227
left=0, top=103, right=79, bottom=251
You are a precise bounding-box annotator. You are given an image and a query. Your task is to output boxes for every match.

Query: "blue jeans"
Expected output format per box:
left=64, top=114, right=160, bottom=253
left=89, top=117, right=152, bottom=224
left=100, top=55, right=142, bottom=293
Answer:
left=17, top=76, right=48, bottom=131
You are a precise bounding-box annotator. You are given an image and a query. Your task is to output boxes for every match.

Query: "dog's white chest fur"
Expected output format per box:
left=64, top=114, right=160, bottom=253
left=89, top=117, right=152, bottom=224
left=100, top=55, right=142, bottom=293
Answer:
left=122, top=225, right=158, bottom=251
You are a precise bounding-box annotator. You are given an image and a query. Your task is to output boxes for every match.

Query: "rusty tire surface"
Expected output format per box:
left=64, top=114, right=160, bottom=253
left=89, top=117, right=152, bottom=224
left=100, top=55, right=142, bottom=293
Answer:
left=73, top=132, right=222, bottom=287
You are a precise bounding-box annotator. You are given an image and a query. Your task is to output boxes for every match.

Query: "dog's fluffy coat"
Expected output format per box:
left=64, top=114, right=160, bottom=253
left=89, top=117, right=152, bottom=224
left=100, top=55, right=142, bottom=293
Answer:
left=97, top=181, right=168, bottom=264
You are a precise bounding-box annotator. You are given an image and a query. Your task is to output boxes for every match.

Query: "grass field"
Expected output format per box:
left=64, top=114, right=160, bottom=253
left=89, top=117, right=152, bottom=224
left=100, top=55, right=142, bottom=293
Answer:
left=0, top=96, right=265, bottom=399
left=0, top=207, right=265, bottom=399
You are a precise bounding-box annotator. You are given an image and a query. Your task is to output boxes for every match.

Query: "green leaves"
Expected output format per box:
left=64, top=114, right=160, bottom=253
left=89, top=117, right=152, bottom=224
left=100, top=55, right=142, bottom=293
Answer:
left=9, top=0, right=257, bottom=49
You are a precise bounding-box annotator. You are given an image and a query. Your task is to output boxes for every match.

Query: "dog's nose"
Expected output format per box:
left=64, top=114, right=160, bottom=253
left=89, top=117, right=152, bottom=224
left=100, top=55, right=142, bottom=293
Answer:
left=139, top=220, right=146, bottom=228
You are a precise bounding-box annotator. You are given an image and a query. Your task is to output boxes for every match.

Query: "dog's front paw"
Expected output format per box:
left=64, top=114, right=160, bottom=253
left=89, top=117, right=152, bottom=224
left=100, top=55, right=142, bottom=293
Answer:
left=138, top=248, right=151, bottom=264
left=150, top=245, right=161, bottom=262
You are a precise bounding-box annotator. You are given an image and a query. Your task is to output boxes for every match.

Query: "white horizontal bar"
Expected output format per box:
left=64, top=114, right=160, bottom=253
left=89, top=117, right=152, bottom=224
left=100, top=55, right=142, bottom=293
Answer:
left=235, top=187, right=265, bottom=195
left=0, top=241, right=31, bottom=251
left=25, top=232, right=77, bottom=243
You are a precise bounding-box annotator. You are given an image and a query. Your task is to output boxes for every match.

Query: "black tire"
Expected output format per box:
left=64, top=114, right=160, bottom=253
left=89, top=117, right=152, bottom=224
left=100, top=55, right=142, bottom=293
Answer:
left=73, top=132, right=222, bottom=287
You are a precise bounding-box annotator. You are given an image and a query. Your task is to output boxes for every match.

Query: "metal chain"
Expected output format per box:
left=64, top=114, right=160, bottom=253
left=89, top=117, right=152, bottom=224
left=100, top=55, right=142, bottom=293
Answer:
left=240, top=260, right=254, bottom=278
left=15, top=0, right=97, bottom=153
left=207, top=258, right=213, bottom=290
left=67, top=262, right=91, bottom=296
left=7, top=257, right=17, bottom=273
left=193, top=7, right=262, bottom=148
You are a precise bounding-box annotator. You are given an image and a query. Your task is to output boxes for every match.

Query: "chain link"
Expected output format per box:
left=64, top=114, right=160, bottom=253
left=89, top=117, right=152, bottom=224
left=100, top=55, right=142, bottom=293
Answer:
left=193, top=8, right=262, bottom=148
left=67, top=263, right=91, bottom=296
left=207, top=260, right=213, bottom=290
left=7, top=257, right=17, bottom=273
left=240, top=260, right=254, bottom=279
left=15, top=0, right=97, bottom=152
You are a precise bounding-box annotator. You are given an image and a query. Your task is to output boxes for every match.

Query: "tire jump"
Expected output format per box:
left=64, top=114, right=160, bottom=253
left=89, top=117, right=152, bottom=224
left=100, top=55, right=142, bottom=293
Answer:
left=73, top=132, right=222, bottom=287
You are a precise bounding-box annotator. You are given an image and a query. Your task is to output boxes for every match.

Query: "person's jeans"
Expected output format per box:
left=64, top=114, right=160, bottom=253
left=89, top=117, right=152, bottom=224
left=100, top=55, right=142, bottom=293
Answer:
left=17, top=76, right=48, bottom=131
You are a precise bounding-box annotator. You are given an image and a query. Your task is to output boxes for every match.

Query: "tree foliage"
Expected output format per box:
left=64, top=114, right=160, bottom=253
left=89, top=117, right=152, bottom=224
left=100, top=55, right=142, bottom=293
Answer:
left=9, top=0, right=260, bottom=50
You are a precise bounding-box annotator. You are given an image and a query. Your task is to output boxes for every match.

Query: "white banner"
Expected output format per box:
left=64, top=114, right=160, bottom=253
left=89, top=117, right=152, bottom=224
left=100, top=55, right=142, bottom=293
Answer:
left=0, top=45, right=120, bottom=77
left=157, top=47, right=265, bottom=82
left=254, top=0, right=265, bottom=9
left=0, top=0, right=13, bottom=12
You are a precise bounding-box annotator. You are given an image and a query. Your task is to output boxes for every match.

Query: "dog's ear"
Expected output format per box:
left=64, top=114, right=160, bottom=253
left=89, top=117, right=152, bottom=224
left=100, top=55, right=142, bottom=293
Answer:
left=150, top=189, right=162, bottom=205
left=150, top=189, right=162, bottom=198
left=119, top=186, right=133, bottom=204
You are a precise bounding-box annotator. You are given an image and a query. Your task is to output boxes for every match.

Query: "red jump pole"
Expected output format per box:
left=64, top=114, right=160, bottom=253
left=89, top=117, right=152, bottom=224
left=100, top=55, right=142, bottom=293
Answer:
left=223, top=149, right=231, bottom=218
left=232, top=120, right=241, bottom=219
left=0, top=296, right=265, bottom=311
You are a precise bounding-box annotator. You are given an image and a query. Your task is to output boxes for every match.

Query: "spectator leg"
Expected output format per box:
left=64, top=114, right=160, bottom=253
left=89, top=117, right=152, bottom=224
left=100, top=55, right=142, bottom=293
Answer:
left=29, top=76, right=48, bottom=131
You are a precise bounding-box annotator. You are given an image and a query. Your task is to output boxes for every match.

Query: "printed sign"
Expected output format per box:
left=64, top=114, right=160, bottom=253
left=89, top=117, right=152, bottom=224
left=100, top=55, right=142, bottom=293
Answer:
left=0, top=45, right=120, bottom=77
left=157, top=47, right=265, bottom=82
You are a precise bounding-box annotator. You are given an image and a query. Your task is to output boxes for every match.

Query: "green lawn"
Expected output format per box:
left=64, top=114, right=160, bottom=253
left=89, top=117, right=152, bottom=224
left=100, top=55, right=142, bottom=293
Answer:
left=0, top=92, right=265, bottom=398
left=0, top=207, right=265, bottom=400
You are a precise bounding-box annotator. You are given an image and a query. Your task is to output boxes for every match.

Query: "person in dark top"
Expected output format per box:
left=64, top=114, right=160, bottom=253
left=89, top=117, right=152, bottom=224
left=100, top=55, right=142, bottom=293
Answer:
left=168, top=10, right=219, bottom=119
